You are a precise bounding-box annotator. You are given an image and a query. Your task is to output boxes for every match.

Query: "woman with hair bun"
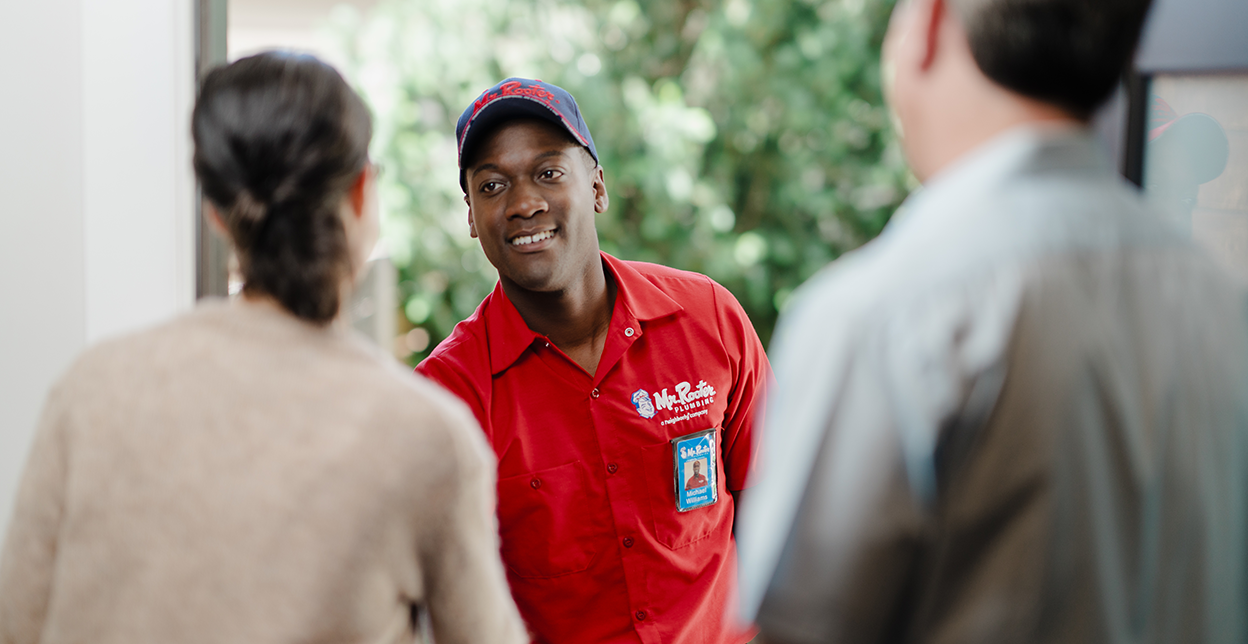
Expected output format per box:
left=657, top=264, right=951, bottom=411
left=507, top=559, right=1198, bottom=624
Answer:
left=0, top=52, right=526, bottom=644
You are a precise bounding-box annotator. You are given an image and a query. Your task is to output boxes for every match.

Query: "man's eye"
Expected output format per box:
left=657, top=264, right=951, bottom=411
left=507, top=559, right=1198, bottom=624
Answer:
left=480, top=181, right=501, bottom=193
left=540, top=169, right=563, bottom=180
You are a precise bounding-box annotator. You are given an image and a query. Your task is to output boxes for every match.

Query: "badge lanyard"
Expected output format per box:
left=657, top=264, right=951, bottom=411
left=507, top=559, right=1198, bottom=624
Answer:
left=671, top=428, right=718, bottom=512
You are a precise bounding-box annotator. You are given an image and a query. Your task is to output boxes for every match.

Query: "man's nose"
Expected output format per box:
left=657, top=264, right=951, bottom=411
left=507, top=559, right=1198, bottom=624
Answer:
left=507, top=179, right=547, bottom=220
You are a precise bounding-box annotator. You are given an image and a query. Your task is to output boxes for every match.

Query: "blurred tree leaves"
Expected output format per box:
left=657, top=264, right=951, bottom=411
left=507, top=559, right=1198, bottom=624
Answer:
left=326, top=0, right=911, bottom=363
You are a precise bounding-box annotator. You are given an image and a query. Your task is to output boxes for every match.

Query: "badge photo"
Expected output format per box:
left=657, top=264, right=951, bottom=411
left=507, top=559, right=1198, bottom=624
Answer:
left=671, top=428, right=718, bottom=512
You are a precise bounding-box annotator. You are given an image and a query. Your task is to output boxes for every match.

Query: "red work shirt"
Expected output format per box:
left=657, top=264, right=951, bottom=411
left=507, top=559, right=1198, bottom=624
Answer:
left=417, top=252, right=769, bottom=644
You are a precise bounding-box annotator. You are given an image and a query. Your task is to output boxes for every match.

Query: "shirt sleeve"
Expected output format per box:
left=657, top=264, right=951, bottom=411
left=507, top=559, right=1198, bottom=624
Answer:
left=420, top=409, right=528, bottom=644
left=711, top=281, right=772, bottom=493
left=0, top=384, right=70, bottom=644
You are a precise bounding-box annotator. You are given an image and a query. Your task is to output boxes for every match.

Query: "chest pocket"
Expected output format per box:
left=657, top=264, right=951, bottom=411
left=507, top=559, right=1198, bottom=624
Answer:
left=497, top=460, right=607, bottom=579
left=642, top=427, right=733, bottom=549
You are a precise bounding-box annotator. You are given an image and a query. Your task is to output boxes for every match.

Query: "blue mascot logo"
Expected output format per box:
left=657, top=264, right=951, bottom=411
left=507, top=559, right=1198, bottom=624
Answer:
left=631, top=389, right=656, bottom=419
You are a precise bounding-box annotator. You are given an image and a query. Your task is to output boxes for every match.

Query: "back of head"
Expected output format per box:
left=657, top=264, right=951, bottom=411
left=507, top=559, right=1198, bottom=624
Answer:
left=192, top=52, right=372, bottom=324
left=954, top=0, right=1153, bottom=119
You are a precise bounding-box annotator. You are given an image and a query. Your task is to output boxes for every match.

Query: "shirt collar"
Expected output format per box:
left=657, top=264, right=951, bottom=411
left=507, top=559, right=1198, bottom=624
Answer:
left=484, top=251, right=684, bottom=375
left=888, top=124, right=1108, bottom=235
left=604, top=251, right=684, bottom=322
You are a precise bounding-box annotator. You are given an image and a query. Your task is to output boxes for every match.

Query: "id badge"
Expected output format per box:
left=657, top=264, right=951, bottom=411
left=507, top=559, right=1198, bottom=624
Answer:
left=672, top=428, right=718, bottom=512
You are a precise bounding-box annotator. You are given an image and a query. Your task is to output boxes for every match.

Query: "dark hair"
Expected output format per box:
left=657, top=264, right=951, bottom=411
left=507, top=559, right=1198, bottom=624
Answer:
left=954, top=0, right=1154, bottom=120
left=192, top=52, right=372, bottom=323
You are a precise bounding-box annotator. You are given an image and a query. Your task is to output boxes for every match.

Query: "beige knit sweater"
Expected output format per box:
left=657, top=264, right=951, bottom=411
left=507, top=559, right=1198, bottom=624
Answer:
left=0, top=299, right=526, bottom=644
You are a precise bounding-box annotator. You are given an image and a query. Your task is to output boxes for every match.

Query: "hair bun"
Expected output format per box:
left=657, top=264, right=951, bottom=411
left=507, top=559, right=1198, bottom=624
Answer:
left=232, top=188, right=267, bottom=222
left=229, top=188, right=268, bottom=247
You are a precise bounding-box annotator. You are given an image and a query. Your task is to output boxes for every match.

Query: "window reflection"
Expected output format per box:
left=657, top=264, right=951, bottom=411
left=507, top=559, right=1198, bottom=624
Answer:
left=1145, top=74, right=1248, bottom=284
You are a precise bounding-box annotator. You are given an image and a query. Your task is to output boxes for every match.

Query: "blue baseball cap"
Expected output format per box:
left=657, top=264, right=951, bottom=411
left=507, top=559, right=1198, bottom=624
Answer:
left=456, top=78, right=598, bottom=190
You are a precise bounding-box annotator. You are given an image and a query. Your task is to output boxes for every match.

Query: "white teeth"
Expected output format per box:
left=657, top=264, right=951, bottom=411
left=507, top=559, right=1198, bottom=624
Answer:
left=510, top=230, right=555, bottom=246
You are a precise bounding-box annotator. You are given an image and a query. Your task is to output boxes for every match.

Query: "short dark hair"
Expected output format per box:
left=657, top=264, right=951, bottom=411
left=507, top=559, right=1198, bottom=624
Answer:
left=192, top=52, right=372, bottom=324
left=954, top=0, right=1154, bottom=119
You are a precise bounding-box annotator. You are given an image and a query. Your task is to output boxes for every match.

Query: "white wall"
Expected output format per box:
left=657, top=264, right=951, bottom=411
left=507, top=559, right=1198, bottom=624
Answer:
left=83, top=0, right=197, bottom=343
left=0, top=0, right=87, bottom=540
left=0, top=0, right=196, bottom=538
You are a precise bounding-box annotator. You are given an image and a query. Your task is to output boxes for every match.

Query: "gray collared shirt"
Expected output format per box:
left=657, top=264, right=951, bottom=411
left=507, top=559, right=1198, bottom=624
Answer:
left=737, top=126, right=1248, bottom=644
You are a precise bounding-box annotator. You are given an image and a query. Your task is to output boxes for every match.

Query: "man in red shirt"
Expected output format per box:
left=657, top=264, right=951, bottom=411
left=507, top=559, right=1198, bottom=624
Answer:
left=416, top=77, right=770, bottom=644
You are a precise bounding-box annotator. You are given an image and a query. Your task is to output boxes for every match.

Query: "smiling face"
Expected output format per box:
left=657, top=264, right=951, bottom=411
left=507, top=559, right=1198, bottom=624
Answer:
left=465, top=119, right=608, bottom=296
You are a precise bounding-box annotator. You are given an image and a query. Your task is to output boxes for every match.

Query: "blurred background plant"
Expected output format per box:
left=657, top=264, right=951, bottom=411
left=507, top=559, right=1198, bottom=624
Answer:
left=323, top=0, right=912, bottom=363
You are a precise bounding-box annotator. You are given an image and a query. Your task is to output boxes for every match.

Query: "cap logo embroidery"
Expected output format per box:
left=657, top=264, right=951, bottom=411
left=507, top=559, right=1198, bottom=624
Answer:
left=471, top=80, right=558, bottom=120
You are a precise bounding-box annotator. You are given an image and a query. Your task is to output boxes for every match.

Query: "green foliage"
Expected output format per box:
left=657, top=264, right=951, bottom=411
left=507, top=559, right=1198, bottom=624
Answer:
left=327, top=0, right=911, bottom=363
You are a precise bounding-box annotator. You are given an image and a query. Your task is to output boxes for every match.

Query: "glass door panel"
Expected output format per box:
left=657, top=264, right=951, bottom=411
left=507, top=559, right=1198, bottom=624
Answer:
left=1144, top=73, right=1248, bottom=283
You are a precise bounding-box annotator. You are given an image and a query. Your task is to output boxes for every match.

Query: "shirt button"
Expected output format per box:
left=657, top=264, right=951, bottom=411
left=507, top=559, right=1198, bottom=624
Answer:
left=622, top=537, right=634, bottom=548
left=530, top=478, right=541, bottom=489
left=607, top=462, right=618, bottom=474
left=590, top=388, right=600, bottom=399
left=635, top=610, right=647, bottom=621
left=624, top=327, right=635, bottom=337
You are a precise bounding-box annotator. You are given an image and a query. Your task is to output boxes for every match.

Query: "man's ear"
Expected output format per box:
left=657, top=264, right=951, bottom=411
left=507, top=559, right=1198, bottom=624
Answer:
left=466, top=196, right=479, bottom=239
left=592, top=166, right=610, bottom=214
left=919, top=0, right=946, bottom=71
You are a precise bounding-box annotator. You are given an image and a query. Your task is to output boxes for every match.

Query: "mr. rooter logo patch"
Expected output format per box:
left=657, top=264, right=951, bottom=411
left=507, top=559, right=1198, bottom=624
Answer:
left=631, top=379, right=717, bottom=423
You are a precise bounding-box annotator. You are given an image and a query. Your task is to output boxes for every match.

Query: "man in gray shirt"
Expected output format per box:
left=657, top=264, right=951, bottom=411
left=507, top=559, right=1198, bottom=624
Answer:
left=736, top=0, right=1248, bottom=642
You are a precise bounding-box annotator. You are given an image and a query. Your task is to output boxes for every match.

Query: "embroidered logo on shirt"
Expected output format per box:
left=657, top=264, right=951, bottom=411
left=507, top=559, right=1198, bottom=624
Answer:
left=653, top=380, right=716, bottom=412
left=634, top=379, right=719, bottom=425
left=631, top=389, right=656, bottom=418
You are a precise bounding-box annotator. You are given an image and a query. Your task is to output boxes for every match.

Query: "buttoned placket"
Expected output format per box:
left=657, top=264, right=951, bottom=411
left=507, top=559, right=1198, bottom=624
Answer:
left=583, top=315, right=664, bottom=643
